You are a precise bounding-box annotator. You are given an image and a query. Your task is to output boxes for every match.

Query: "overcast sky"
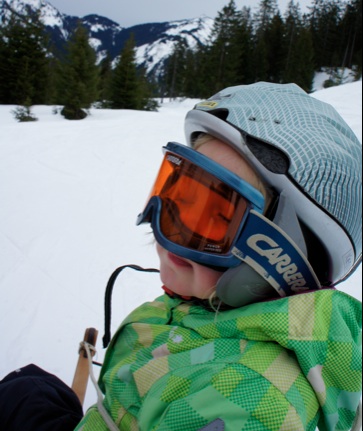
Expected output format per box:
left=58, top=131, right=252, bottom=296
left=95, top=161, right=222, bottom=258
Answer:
left=48, top=0, right=313, bottom=28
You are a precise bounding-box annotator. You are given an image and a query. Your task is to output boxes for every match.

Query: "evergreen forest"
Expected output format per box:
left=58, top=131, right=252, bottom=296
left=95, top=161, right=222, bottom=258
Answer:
left=0, top=0, right=361, bottom=119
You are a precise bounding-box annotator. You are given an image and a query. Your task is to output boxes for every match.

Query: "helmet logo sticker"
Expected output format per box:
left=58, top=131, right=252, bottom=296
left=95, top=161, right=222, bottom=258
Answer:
left=196, top=101, right=219, bottom=109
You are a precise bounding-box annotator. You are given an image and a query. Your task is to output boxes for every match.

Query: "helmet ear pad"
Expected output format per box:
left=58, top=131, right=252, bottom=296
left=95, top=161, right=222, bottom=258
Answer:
left=216, top=263, right=276, bottom=307
left=215, top=192, right=315, bottom=308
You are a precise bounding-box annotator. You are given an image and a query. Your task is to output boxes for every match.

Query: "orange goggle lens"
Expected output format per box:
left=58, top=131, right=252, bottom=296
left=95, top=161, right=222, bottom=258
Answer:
left=145, top=152, right=249, bottom=254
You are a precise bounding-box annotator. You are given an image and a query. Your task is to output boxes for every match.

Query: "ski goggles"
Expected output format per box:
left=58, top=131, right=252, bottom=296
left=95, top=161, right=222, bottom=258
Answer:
left=137, top=142, right=265, bottom=268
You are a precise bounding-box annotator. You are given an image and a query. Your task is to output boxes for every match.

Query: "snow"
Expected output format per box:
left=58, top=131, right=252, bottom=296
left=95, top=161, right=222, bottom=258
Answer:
left=312, top=68, right=358, bottom=93
left=90, top=24, right=107, bottom=32
left=164, top=17, right=213, bottom=42
left=0, top=82, right=361, bottom=412
left=3, top=0, right=67, bottom=36
left=89, top=37, right=102, bottom=50
left=136, top=39, right=177, bottom=73
left=312, top=80, right=362, bottom=142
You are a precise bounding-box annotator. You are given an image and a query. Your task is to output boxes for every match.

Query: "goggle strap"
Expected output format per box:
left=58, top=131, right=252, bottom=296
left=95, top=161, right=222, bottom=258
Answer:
left=232, top=210, right=321, bottom=296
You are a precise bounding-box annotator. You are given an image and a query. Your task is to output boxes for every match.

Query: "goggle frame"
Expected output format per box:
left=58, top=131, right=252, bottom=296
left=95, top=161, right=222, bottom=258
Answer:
left=137, top=142, right=265, bottom=268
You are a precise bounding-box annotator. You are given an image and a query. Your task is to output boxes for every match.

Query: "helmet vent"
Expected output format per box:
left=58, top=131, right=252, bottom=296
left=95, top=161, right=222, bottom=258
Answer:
left=210, top=109, right=229, bottom=121
left=246, top=136, right=290, bottom=174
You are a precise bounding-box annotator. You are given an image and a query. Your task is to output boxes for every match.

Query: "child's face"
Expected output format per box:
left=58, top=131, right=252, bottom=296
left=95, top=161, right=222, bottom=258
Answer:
left=156, top=138, right=261, bottom=300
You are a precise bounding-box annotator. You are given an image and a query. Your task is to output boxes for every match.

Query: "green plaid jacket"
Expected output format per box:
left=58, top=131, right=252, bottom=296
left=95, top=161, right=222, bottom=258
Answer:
left=76, top=289, right=361, bottom=430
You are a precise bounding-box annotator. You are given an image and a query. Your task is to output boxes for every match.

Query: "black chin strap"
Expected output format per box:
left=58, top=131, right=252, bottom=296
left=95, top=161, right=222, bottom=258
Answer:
left=102, top=265, right=160, bottom=348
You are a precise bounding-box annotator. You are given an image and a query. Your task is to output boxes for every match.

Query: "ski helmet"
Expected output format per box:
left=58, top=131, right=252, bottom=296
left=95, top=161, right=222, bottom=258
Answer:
left=184, top=82, right=362, bottom=300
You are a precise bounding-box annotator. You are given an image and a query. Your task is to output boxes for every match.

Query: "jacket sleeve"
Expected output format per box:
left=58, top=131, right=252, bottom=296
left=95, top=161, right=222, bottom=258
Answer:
left=0, top=364, right=83, bottom=431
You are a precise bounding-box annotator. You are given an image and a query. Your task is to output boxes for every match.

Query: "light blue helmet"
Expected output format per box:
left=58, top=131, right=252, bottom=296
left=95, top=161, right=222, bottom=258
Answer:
left=185, top=82, right=362, bottom=295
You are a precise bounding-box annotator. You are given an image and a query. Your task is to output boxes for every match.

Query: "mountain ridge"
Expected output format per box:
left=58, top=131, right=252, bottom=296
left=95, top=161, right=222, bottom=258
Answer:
left=0, top=0, right=214, bottom=76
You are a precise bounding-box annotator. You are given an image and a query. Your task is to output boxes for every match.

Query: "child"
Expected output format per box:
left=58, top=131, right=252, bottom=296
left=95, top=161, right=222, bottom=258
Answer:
left=0, top=82, right=361, bottom=431
left=75, top=82, right=362, bottom=430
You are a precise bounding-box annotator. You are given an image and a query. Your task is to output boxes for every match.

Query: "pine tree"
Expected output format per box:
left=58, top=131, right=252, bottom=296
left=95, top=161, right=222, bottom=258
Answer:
left=183, top=44, right=211, bottom=98
left=265, top=13, right=285, bottom=82
left=206, top=0, right=245, bottom=92
left=59, top=23, right=99, bottom=120
left=183, top=48, right=201, bottom=97
left=0, top=11, right=51, bottom=105
left=253, top=37, right=269, bottom=82
left=282, top=0, right=314, bottom=90
left=109, top=34, right=141, bottom=109
left=283, top=0, right=302, bottom=74
left=0, top=29, right=7, bottom=103
left=338, top=0, right=362, bottom=75
left=233, top=7, right=255, bottom=85
left=253, top=0, right=280, bottom=82
left=286, top=26, right=315, bottom=91
left=308, top=0, right=345, bottom=69
left=98, top=54, right=113, bottom=106
left=164, top=39, right=188, bottom=99
left=254, top=0, right=279, bottom=33
left=137, top=66, right=159, bottom=111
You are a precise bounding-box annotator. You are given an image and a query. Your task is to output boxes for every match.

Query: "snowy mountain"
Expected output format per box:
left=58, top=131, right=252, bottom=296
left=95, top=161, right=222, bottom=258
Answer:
left=133, top=17, right=213, bottom=75
left=0, top=0, right=213, bottom=76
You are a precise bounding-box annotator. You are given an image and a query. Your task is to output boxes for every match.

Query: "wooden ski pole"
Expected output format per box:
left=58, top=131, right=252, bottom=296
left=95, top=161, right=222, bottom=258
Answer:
left=72, top=327, right=98, bottom=406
